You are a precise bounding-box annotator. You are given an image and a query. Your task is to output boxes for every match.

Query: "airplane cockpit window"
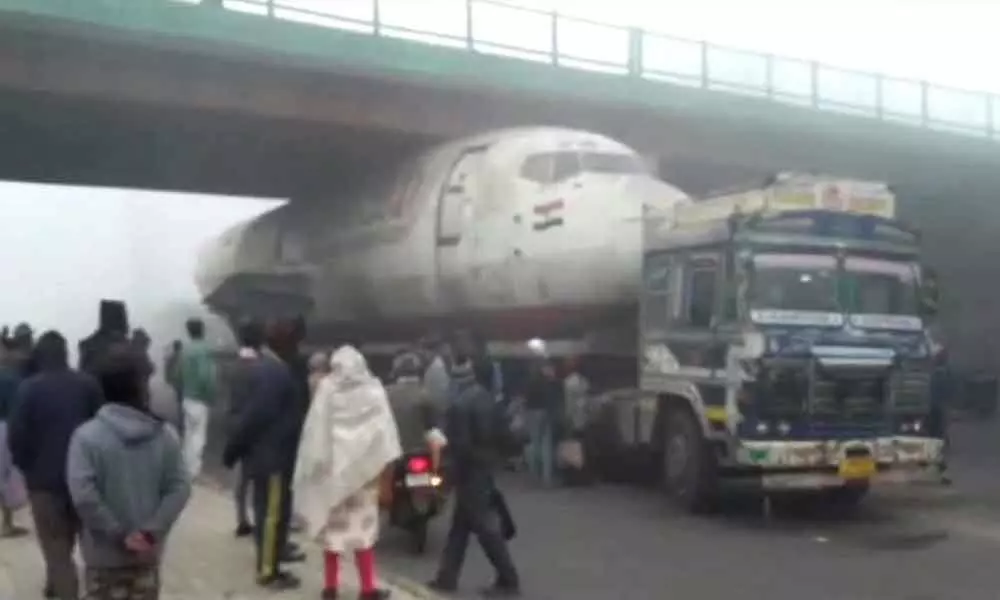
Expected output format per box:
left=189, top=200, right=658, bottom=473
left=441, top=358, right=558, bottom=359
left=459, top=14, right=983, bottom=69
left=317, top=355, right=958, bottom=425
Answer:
left=580, top=152, right=644, bottom=175
left=552, top=151, right=582, bottom=182
left=519, top=153, right=555, bottom=183
left=520, top=150, right=642, bottom=184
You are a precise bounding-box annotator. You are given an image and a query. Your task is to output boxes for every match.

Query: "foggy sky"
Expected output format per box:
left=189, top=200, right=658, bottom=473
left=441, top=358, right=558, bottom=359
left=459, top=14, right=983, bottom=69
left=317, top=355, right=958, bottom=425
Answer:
left=206, top=0, right=996, bottom=93
left=0, top=180, right=280, bottom=356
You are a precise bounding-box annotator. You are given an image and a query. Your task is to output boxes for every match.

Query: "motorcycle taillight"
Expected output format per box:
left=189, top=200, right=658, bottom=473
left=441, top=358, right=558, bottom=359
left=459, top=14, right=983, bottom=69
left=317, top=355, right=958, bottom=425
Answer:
left=407, top=456, right=431, bottom=474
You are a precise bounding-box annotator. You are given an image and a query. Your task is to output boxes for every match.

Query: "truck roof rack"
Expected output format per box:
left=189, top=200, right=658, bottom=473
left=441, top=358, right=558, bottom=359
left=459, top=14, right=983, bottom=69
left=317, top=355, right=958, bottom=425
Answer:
left=675, top=173, right=896, bottom=228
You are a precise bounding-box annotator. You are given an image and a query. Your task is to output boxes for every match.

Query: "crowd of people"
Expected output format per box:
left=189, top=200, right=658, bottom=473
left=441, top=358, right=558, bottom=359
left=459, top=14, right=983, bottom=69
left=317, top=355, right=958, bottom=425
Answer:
left=0, top=301, right=190, bottom=600
left=218, top=322, right=527, bottom=598
left=0, top=299, right=598, bottom=600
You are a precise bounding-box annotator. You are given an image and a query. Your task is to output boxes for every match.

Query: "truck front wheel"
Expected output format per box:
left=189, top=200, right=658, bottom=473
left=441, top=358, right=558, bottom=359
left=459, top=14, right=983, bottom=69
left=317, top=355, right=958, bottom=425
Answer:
left=663, top=406, right=718, bottom=513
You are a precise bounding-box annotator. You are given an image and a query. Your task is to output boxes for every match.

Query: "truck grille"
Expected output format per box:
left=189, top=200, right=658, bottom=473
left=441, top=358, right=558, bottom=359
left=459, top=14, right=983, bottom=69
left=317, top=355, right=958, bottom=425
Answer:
left=755, top=359, right=892, bottom=427
left=755, top=361, right=808, bottom=417
left=809, top=365, right=886, bottom=425
left=889, top=369, right=932, bottom=413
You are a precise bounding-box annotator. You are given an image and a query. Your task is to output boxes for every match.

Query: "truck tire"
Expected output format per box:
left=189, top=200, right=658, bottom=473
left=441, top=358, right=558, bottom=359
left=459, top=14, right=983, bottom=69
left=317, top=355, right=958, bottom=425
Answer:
left=663, top=406, right=718, bottom=513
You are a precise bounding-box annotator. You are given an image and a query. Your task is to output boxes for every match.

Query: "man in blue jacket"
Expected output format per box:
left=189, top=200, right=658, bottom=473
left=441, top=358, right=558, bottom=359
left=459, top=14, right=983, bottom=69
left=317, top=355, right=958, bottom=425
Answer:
left=222, top=320, right=303, bottom=590
left=9, top=331, right=103, bottom=600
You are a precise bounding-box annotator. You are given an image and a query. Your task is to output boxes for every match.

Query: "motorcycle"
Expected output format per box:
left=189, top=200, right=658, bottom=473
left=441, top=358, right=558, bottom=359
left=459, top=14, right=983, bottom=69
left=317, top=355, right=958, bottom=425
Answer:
left=388, top=451, right=447, bottom=554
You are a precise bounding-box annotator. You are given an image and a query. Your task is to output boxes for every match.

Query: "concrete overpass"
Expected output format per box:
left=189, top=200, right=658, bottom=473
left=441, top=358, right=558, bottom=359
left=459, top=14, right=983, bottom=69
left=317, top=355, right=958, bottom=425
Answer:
left=1, top=0, right=999, bottom=198
left=1, top=0, right=1000, bottom=367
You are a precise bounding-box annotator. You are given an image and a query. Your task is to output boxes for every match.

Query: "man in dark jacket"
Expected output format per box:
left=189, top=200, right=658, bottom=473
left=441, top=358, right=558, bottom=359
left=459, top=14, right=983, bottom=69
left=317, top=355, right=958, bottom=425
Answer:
left=79, top=300, right=129, bottom=375
left=228, top=318, right=264, bottom=538
left=130, top=328, right=155, bottom=383
left=428, top=357, right=521, bottom=597
left=522, top=353, right=562, bottom=487
left=9, top=331, right=104, bottom=600
left=222, top=320, right=302, bottom=590
left=265, top=316, right=309, bottom=559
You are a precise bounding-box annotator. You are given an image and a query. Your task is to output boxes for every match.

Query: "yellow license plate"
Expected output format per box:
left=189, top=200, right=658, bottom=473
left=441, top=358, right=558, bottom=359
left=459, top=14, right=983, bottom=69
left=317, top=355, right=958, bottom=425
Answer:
left=838, top=457, right=876, bottom=481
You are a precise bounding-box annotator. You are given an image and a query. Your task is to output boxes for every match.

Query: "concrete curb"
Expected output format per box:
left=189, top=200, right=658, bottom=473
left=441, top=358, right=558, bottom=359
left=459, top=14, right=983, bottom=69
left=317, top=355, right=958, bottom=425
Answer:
left=195, top=480, right=445, bottom=600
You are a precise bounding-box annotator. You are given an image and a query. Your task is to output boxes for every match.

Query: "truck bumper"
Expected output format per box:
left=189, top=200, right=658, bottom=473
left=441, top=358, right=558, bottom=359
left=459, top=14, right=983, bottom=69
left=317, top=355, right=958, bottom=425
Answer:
left=735, top=436, right=944, bottom=492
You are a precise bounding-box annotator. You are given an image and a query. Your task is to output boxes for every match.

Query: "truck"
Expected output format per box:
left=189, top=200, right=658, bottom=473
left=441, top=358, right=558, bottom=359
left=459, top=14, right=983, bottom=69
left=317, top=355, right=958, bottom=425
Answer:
left=592, top=173, right=946, bottom=512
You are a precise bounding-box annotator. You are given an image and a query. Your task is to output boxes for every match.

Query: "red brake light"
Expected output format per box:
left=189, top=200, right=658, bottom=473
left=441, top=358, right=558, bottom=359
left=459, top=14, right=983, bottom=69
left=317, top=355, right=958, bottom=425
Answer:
left=407, top=456, right=431, bottom=474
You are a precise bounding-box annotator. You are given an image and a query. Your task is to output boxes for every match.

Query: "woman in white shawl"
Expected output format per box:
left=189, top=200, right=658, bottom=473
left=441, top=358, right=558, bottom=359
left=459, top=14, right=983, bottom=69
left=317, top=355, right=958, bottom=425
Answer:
left=294, top=346, right=401, bottom=600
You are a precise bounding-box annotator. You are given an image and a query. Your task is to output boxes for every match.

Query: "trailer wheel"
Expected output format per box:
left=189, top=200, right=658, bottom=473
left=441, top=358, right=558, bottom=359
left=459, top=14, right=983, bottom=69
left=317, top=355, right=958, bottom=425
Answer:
left=663, top=405, right=718, bottom=513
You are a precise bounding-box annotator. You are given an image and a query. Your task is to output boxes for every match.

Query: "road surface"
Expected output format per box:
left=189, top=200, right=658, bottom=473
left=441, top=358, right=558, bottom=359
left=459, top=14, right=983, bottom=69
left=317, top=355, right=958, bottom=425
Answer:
left=375, top=416, right=1000, bottom=600
left=4, top=417, right=999, bottom=600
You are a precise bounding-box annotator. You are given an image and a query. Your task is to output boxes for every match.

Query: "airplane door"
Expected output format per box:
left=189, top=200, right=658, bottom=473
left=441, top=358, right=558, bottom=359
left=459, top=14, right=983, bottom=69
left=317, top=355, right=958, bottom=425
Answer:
left=436, top=145, right=487, bottom=310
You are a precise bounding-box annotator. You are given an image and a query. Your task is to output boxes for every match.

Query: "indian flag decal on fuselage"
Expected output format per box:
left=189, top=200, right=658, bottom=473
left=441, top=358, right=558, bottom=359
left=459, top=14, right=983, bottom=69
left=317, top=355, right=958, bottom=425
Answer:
left=533, top=199, right=565, bottom=231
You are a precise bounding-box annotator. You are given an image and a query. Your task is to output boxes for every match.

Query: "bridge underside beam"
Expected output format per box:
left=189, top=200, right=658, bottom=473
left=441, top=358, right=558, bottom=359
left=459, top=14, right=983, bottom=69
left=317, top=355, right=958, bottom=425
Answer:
left=0, top=89, right=430, bottom=198
left=1, top=17, right=999, bottom=198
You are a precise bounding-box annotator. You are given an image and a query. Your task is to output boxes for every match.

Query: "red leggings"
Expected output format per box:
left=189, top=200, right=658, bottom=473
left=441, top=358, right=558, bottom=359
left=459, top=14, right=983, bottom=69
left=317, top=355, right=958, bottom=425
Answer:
left=324, top=548, right=377, bottom=593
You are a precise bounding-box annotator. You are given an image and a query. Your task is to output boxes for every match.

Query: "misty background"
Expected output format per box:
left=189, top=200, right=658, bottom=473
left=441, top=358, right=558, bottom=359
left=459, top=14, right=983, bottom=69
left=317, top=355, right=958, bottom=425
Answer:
left=0, top=181, right=280, bottom=363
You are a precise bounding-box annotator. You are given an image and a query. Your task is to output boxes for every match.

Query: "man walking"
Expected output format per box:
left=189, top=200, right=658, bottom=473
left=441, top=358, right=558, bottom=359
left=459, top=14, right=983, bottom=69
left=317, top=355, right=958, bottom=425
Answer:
left=428, top=356, right=521, bottom=597
left=8, top=331, right=103, bottom=600
left=67, top=344, right=191, bottom=600
left=178, top=318, right=217, bottom=479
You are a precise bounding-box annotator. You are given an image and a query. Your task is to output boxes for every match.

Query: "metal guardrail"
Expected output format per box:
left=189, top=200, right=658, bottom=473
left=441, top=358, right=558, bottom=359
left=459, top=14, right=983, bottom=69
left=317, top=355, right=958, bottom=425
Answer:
left=169, top=0, right=998, bottom=141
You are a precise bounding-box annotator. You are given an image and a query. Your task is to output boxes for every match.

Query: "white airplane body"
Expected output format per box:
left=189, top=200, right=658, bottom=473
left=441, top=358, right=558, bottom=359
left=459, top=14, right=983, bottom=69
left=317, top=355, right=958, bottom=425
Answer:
left=195, top=127, right=690, bottom=356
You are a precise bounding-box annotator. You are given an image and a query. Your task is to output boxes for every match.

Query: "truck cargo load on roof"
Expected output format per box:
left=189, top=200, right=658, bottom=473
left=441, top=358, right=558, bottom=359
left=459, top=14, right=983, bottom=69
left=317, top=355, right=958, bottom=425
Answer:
left=675, top=173, right=896, bottom=227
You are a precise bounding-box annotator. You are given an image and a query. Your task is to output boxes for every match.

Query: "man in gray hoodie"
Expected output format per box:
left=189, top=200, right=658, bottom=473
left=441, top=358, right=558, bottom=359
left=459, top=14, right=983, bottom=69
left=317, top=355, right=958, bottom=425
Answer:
left=66, top=344, right=191, bottom=600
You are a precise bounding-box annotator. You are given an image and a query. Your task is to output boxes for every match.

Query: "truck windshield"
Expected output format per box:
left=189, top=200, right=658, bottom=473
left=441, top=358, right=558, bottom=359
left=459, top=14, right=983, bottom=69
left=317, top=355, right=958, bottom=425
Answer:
left=750, top=254, right=838, bottom=312
left=750, top=253, right=920, bottom=321
left=841, top=257, right=919, bottom=316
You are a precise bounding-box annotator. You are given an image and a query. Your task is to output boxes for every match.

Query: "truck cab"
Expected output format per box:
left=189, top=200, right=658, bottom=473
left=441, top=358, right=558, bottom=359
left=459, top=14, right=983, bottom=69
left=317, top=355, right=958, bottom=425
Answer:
left=636, top=173, right=944, bottom=511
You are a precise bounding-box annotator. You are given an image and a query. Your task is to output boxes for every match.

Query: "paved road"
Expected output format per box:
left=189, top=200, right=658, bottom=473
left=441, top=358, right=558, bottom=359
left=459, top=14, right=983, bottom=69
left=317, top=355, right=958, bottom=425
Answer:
left=0, top=485, right=429, bottom=600
left=10, top=413, right=995, bottom=600
left=375, top=416, right=1000, bottom=600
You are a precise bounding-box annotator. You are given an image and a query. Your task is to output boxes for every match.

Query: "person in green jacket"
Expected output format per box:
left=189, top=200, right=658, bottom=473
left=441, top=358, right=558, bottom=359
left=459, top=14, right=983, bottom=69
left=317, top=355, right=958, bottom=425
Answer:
left=178, top=318, right=216, bottom=479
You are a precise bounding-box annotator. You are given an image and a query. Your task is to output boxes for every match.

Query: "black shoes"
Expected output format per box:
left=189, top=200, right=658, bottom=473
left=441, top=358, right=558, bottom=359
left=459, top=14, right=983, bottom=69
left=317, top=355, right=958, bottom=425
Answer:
left=234, top=522, right=253, bottom=538
left=257, top=571, right=302, bottom=591
left=280, top=542, right=307, bottom=563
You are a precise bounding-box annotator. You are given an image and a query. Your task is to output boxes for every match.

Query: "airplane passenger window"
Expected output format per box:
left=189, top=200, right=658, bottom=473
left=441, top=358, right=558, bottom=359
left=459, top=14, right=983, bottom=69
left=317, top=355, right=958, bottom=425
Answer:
left=519, top=153, right=555, bottom=183
left=580, top=152, right=643, bottom=174
left=552, top=152, right=582, bottom=182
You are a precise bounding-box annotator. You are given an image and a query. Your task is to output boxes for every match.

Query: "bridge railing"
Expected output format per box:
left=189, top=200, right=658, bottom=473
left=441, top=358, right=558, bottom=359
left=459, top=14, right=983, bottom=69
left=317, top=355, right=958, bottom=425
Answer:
left=169, top=0, right=999, bottom=141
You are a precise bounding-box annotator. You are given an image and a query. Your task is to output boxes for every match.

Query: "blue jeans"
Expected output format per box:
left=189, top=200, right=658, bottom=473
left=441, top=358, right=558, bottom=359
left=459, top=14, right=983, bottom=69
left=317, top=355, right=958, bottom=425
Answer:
left=524, top=410, right=554, bottom=486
